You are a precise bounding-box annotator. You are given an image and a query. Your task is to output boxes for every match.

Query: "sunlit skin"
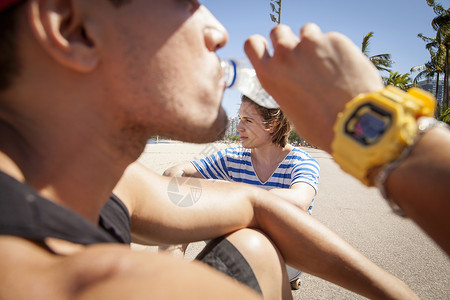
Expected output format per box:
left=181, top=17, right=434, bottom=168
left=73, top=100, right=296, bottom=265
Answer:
left=0, top=0, right=426, bottom=298
left=0, top=0, right=230, bottom=219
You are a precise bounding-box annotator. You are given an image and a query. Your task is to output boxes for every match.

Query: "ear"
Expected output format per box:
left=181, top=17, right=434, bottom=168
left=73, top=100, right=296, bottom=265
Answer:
left=27, top=0, right=99, bottom=72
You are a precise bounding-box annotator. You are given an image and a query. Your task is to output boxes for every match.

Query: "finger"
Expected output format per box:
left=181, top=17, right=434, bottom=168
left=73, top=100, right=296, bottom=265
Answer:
left=244, top=34, right=270, bottom=67
left=270, top=24, right=300, bottom=50
left=299, top=23, right=323, bottom=42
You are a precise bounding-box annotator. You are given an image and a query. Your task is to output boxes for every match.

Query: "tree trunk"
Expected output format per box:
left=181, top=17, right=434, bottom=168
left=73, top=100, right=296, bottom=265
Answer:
left=435, top=73, right=441, bottom=118
left=444, top=47, right=449, bottom=112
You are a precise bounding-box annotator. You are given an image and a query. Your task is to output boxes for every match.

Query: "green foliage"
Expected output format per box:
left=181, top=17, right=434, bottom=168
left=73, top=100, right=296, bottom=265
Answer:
left=416, top=0, right=450, bottom=113
left=438, top=108, right=450, bottom=125
left=361, top=32, right=393, bottom=73
left=383, top=72, right=414, bottom=91
left=225, top=135, right=240, bottom=142
left=426, top=0, right=450, bottom=45
left=288, top=129, right=300, bottom=143
left=288, top=128, right=316, bottom=147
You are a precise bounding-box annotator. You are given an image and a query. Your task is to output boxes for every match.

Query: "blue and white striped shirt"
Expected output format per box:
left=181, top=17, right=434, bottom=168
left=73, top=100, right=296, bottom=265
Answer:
left=192, top=146, right=320, bottom=211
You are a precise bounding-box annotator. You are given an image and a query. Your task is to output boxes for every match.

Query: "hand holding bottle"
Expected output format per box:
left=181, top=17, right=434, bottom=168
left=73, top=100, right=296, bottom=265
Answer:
left=221, top=59, right=279, bottom=109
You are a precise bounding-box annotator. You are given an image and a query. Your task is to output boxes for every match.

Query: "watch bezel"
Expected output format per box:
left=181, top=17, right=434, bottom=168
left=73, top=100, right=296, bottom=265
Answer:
left=344, top=103, right=393, bottom=146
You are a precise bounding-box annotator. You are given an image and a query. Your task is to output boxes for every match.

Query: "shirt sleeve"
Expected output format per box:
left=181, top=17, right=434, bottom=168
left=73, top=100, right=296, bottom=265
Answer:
left=191, top=149, right=232, bottom=181
left=290, top=156, right=320, bottom=194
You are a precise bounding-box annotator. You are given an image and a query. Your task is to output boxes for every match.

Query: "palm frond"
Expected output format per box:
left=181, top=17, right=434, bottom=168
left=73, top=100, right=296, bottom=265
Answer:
left=418, top=33, right=435, bottom=43
left=361, top=32, right=374, bottom=55
left=410, top=64, right=426, bottom=72
left=370, top=54, right=393, bottom=70
left=426, top=0, right=447, bottom=15
left=384, top=71, right=413, bottom=90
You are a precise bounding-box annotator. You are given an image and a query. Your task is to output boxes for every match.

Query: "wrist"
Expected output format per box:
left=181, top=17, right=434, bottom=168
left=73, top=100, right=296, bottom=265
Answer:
left=331, top=86, right=438, bottom=216
left=332, top=86, right=435, bottom=185
left=373, top=119, right=449, bottom=216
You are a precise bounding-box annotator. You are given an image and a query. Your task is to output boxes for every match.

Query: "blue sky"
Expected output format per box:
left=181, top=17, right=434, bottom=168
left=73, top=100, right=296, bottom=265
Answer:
left=202, top=0, right=442, bottom=117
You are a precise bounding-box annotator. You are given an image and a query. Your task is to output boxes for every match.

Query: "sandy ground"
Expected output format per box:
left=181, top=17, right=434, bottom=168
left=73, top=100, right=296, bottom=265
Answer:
left=133, top=141, right=449, bottom=300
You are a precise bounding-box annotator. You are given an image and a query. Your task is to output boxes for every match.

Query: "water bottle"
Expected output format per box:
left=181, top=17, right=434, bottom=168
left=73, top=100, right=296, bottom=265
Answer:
left=221, top=59, right=279, bottom=109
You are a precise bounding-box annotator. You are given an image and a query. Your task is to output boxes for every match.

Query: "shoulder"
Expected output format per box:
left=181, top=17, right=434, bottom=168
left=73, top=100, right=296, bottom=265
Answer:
left=0, top=236, right=157, bottom=299
left=289, top=147, right=316, bottom=161
left=0, top=236, right=258, bottom=299
left=0, top=236, right=106, bottom=299
left=223, top=146, right=251, bottom=159
left=214, top=147, right=252, bottom=167
left=224, top=146, right=247, bottom=154
left=288, top=148, right=320, bottom=172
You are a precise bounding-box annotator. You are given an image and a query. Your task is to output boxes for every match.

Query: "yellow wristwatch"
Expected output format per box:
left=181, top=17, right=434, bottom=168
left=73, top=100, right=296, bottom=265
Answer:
left=331, top=86, right=436, bottom=186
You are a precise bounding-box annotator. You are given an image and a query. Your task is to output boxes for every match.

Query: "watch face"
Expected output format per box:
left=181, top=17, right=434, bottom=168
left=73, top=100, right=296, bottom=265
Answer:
left=345, top=103, right=392, bottom=146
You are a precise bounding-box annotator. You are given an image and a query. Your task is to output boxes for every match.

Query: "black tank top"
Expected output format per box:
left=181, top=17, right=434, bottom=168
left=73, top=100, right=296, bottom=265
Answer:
left=0, top=171, right=131, bottom=245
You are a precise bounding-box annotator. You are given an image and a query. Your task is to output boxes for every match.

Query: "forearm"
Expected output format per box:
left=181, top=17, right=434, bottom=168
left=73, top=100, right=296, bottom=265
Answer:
left=251, top=190, right=419, bottom=300
left=129, top=177, right=259, bottom=245
left=382, top=126, right=450, bottom=254
left=269, top=188, right=312, bottom=211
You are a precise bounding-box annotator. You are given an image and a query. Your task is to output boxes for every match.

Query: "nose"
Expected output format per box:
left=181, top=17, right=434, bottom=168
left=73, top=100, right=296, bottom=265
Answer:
left=237, top=120, right=244, bottom=132
left=201, top=6, right=229, bottom=51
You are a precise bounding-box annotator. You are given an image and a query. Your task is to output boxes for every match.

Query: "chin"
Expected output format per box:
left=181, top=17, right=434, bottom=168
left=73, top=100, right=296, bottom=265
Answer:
left=168, top=107, right=228, bottom=143
left=194, top=110, right=228, bottom=143
left=241, top=142, right=253, bottom=149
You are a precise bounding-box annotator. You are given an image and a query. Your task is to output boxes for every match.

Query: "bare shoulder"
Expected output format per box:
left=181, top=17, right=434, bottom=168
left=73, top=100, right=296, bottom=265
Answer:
left=0, top=236, right=139, bottom=299
left=0, top=236, right=260, bottom=300
left=0, top=236, right=81, bottom=299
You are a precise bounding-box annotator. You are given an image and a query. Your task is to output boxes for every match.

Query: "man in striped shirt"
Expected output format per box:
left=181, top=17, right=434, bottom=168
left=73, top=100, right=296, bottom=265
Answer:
left=192, top=146, right=319, bottom=212
left=165, top=96, right=320, bottom=213
left=163, top=96, right=320, bottom=288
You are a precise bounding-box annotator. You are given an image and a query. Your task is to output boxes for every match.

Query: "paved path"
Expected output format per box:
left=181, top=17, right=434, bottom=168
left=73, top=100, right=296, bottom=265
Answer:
left=137, top=142, right=449, bottom=299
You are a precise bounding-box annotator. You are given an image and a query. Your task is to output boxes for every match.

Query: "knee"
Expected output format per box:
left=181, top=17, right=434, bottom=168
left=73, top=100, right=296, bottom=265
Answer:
left=226, top=228, right=292, bottom=299
left=225, top=228, right=278, bottom=258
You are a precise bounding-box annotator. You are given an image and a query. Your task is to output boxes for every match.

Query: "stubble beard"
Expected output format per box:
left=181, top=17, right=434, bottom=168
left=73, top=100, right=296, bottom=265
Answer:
left=171, top=106, right=229, bottom=143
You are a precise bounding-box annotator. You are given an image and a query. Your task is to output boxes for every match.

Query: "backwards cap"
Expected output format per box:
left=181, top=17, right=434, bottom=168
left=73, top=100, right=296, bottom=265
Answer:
left=0, top=0, right=22, bottom=11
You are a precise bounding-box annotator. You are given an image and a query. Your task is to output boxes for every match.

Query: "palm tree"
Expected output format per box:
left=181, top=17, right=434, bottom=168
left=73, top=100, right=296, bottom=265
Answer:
left=439, top=108, right=450, bottom=125
left=361, top=32, right=393, bottom=73
left=383, top=72, right=413, bottom=91
left=421, top=0, right=450, bottom=112
left=411, top=39, right=445, bottom=116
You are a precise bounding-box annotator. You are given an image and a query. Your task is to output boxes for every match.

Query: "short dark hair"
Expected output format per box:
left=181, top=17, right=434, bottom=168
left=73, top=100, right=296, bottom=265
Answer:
left=0, top=3, right=21, bottom=91
left=241, top=95, right=291, bottom=147
left=0, top=0, right=130, bottom=91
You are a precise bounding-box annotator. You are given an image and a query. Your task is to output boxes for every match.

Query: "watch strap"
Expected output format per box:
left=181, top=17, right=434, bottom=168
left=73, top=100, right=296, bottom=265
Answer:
left=332, top=86, right=436, bottom=186
left=374, top=117, right=449, bottom=216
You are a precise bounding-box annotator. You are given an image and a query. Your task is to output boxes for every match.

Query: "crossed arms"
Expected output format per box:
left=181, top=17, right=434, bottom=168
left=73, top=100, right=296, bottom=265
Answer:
left=163, top=161, right=316, bottom=212
left=114, top=161, right=418, bottom=299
